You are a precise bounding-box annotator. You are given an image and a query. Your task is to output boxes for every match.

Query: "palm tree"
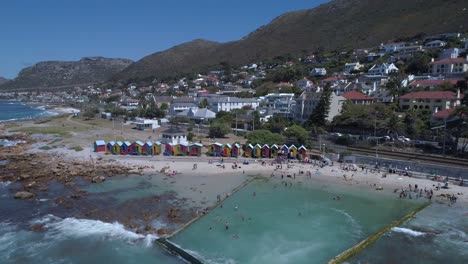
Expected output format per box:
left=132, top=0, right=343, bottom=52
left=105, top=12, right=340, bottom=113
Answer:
left=450, top=106, right=468, bottom=155
left=385, top=113, right=405, bottom=138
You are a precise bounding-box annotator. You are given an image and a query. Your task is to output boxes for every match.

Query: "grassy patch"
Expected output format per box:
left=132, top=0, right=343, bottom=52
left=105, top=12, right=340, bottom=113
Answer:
left=10, top=127, right=71, bottom=137
left=69, top=146, right=84, bottom=152
left=39, top=145, right=54, bottom=150
left=34, top=118, right=52, bottom=124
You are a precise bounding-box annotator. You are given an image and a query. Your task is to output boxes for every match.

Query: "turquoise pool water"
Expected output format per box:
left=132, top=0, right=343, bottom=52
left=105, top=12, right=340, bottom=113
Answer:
left=170, top=178, right=422, bottom=264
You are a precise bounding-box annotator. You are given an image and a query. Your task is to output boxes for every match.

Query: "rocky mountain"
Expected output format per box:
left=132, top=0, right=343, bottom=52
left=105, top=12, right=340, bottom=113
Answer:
left=0, top=77, right=9, bottom=86
left=1, top=57, right=133, bottom=90
left=114, top=0, right=468, bottom=82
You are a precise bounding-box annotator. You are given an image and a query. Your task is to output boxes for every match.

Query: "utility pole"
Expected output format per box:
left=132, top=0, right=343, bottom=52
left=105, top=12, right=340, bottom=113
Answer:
left=235, top=111, right=238, bottom=135
left=442, top=118, right=447, bottom=156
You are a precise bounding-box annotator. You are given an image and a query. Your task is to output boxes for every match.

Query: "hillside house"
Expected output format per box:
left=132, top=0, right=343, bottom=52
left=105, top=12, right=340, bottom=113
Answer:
left=368, top=63, right=399, bottom=75
left=380, top=42, right=406, bottom=53
left=294, top=78, right=314, bottom=89
left=425, top=40, right=447, bottom=49
left=341, top=91, right=374, bottom=105
left=344, top=62, right=363, bottom=74
left=430, top=57, right=468, bottom=77
left=399, top=90, right=463, bottom=112
left=310, top=68, right=327, bottom=77
left=293, top=92, right=345, bottom=122
left=208, top=97, right=259, bottom=112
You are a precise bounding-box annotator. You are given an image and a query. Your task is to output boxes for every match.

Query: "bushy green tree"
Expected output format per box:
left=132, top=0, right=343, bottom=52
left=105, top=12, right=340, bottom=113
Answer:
left=209, top=121, right=231, bottom=138
left=246, top=130, right=284, bottom=145
left=284, top=125, right=309, bottom=145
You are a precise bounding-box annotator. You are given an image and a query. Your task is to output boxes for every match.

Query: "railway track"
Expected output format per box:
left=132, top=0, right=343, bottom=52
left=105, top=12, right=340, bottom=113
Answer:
left=347, top=147, right=468, bottom=168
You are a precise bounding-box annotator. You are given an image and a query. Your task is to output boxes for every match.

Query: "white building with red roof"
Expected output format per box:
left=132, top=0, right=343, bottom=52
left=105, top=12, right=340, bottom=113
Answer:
left=408, top=79, right=461, bottom=89
left=430, top=56, right=468, bottom=76
left=399, top=90, right=463, bottom=112
left=341, top=91, right=374, bottom=105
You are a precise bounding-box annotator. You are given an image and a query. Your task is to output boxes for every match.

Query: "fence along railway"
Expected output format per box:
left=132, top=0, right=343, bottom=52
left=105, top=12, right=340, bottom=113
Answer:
left=346, top=147, right=468, bottom=169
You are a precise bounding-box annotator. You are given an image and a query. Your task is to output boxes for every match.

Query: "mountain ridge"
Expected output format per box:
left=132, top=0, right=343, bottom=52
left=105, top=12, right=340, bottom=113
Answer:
left=114, top=0, right=468, bottom=82
left=0, top=57, right=133, bottom=90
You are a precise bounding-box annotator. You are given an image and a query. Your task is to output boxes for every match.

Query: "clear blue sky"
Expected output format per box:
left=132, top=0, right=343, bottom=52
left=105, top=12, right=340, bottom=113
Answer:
left=0, top=0, right=328, bottom=79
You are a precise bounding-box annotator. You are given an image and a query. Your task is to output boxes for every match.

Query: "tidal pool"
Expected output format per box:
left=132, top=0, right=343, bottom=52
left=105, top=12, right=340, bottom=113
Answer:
left=170, top=178, right=423, bottom=264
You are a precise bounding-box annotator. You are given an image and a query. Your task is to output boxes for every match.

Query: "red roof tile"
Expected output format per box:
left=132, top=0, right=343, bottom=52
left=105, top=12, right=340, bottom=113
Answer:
left=432, top=109, right=455, bottom=118
left=400, top=91, right=463, bottom=100
left=409, top=79, right=460, bottom=87
left=430, top=57, right=468, bottom=64
left=341, top=91, right=373, bottom=100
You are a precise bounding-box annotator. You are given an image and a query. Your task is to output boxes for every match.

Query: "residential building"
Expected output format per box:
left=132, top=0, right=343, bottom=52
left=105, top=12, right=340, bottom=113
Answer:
left=430, top=56, right=468, bottom=76
left=344, top=62, right=363, bottom=74
left=208, top=96, right=259, bottom=112
left=408, top=79, right=461, bottom=89
left=161, top=127, right=188, bottom=145
left=176, top=107, right=216, bottom=121
left=294, top=78, right=314, bottom=89
left=399, top=90, right=463, bottom=112
left=310, top=68, right=327, bottom=76
left=396, top=45, right=424, bottom=58
left=134, top=118, right=160, bottom=131
left=368, top=63, right=399, bottom=75
left=341, top=91, right=374, bottom=105
left=293, top=92, right=345, bottom=122
left=259, top=93, right=296, bottom=116
left=379, top=42, right=406, bottom=53
left=425, top=40, right=447, bottom=49
left=440, top=48, right=460, bottom=59
left=169, top=102, right=198, bottom=115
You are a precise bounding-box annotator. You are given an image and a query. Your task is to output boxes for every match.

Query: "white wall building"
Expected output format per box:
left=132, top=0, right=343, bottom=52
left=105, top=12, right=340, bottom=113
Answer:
left=368, top=63, right=399, bottom=75
left=208, top=97, right=259, bottom=112
left=344, top=62, right=363, bottom=74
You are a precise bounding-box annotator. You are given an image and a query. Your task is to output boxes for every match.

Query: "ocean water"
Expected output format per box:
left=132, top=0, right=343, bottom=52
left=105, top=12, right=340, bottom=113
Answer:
left=169, top=178, right=423, bottom=264
left=0, top=101, right=53, bottom=122
left=350, top=202, right=468, bottom=264
left=1, top=175, right=464, bottom=264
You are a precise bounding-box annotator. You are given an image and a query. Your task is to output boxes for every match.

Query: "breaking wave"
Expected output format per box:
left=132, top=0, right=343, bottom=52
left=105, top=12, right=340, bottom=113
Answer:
left=32, top=215, right=159, bottom=246
left=391, top=227, right=425, bottom=237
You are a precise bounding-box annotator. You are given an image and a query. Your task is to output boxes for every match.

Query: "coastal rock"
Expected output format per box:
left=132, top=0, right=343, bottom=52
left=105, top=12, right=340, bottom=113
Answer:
left=14, top=191, right=34, bottom=199
left=156, top=228, right=170, bottom=236
left=25, top=181, right=36, bottom=188
left=19, top=174, right=31, bottom=180
left=30, top=224, right=46, bottom=232
left=91, top=176, right=106, bottom=183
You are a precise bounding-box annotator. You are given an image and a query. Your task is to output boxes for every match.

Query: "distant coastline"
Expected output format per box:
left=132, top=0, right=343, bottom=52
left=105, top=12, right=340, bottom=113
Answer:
left=0, top=100, right=79, bottom=123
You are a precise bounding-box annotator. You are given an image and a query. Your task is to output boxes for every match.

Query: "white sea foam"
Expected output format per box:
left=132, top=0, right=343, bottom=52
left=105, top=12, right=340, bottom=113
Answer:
left=31, top=215, right=158, bottom=245
left=391, top=227, right=425, bottom=237
left=331, top=208, right=363, bottom=237
left=0, top=181, right=11, bottom=188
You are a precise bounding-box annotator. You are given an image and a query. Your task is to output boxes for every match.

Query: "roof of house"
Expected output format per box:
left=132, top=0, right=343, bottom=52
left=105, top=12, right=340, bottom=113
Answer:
left=430, top=57, right=468, bottom=64
left=95, top=140, right=106, bottom=146
left=432, top=108, right=455, bottom=119
left=400, top=91, right=463, bottom=100
left=409, top=79, right=460, bottom=87
left=341, top=91, right=374, bottom=100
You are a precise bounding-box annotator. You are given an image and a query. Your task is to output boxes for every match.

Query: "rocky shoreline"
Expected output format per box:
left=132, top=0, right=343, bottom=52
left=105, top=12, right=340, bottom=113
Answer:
left=0, top=131, right=197, bottom=236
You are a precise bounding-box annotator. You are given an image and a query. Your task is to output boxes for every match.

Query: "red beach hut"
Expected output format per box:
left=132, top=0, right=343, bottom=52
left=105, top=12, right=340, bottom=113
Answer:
left=223, top=144, right=232, bottom=157
left=189, top=143, right=203, bottom=156
left=261, top=144, right=270, bottom=158
left=298, top=145, right=307, bottom=160
left=231, top=143, right=240, bottom=158
left=164, top=143, right=174, bottom=156
left=94, top=140, right=106, bottom=153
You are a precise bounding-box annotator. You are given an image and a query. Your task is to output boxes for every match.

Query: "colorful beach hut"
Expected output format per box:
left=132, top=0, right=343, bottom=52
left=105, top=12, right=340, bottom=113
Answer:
left=298, top=145, right=307, bottom=160
left=188, top=143, right=203, bottom=156
left=253, top=144, right=262, bottom=158
left=270, top=144, right=279, bottom=158
left=261, top=144, right=270, bottom=158
left=231, top=143, right=240, bottom=158
left=115, top=141, right=123, bottom=154
left=164, top=143, right=174, bottom=156
left=280, top=144, right=289, bottom=156
left=143, top=141, right=154, bottom=155
left=208, top=142, right=223, bottom=156
left=94, top=140, right=106, bottom=153
left=289, top=145, right=298, bottom=159
left=244, top=144, right=254, bottom=157
left=130, top=141, right=144, bottom=155
left=106, top=141, right=116, bottom=154
left=223, top=144, right=232, bottom=157
left=177, top=143, right=189, bottom=156
left=120, top=141, right=131, bottom=155
left=153, top=141, right=162, bottom=155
